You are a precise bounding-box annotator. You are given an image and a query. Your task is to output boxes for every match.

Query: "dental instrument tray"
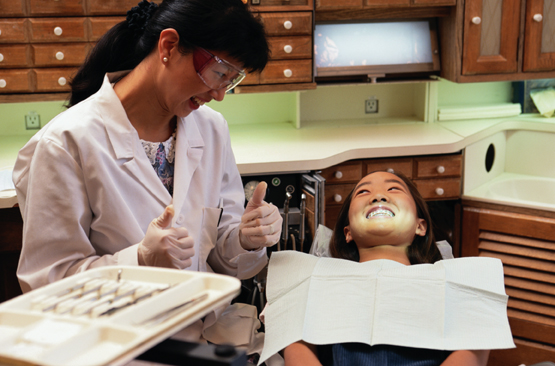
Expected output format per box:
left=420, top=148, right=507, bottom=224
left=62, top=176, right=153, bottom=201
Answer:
left=0, top=266, right=241, bottom=366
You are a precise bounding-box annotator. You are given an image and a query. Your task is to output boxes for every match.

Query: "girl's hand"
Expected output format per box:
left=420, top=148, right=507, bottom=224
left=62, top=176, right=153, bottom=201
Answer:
left=440, top=349, right=490, bottom=366
left=284, top=341, right=321, bottom=366
left=239, top=182, right=282, bottom=250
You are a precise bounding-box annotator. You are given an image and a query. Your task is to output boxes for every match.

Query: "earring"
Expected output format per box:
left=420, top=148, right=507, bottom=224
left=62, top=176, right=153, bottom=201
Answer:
left=163, top=57, right=168, bottom=63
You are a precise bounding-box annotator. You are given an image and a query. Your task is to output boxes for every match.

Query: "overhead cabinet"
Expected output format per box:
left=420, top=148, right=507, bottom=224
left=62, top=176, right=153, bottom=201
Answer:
left=440, top=0, right=555, bottom=82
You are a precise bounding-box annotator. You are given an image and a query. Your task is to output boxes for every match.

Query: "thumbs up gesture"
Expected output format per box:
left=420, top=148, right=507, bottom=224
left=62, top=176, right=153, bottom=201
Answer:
left=138, top=205, right=195, bottom=269
left=239, top=182, right=283, bottom=250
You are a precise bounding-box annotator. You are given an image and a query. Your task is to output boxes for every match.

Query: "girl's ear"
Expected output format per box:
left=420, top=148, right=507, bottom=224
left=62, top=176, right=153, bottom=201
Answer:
left=158, top=28, right=180, bottom=63
left=344, top=225, right=353, bottom=243
left=415, top=218, right=427, bottom=237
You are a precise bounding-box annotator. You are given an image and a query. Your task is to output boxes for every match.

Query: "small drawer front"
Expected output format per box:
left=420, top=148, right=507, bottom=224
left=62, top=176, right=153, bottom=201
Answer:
left=35, top=67, right=77, bottom=92
left=260, top=59, right=312, bottom=84
left=0, top=45, right=30, bottom=68
left=259, top=12, right=312, bottom=36
left=0, top=69, right=33, bottom=93
left=316, top=0, right=362, bottom=10
left=32, top=43, right=90, bottom=66
left=320, top=162, right=363, bottom=184
left=364, top=159, right=413, bottom=178
left=325, top=184, right=356, bottom=207
left=0, top=0, right=25, bottom=17
left=267, top=36, right=312, bottom=60
left=28, top=0, right=85, bottom=16
left=29, top=18, right=87, bottom=42
left=414, top=155, right=462, bottom=178
left=325, top=205, right=341, bottom=230
left=88, top=0, right=162, bottom=15
left=241, top=71, right=260, bottom=85
left=414, top=178, right=460, bottom=200
left=90, top=17, right=124, bottom=41
left=252, top=0, right=311, bottom=7
left=364, top=0, right=409, bottom=6
left=0, top=19, right=28, bottom=43
left=412, top=0, right=456, bottom=5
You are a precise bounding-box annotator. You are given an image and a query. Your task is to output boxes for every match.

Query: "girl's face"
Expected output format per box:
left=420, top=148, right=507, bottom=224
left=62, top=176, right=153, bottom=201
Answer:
left=344, top=171, right=427, bottom=249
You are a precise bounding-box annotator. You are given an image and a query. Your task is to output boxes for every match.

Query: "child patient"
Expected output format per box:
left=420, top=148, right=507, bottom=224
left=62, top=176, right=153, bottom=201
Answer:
left=260, top=171, right=513, bottom=366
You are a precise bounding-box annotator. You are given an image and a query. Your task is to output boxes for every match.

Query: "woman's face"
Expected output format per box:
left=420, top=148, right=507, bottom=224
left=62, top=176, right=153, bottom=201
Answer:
left=344, top=171, right=427, bottom=249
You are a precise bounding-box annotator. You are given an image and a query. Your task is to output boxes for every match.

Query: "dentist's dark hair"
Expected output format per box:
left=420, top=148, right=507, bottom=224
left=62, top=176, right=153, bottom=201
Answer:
left=68, top=0, right=269, bottom=107
left=329, top=171, right=442, bottom=265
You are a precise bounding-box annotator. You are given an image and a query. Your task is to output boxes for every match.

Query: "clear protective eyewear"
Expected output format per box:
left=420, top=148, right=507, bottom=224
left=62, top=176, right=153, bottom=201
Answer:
left=193, top=47, right=246, bottom=91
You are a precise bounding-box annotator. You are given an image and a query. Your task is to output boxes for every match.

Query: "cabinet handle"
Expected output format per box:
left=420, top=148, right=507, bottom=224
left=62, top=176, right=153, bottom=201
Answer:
left=0, top=29, right=2, bottom=36
left=386, top=168, right=394, bottom=173
left=436, top=166, right=445, bottom=174
left=283, top=45, right=293, bottom=53
left=334, top=171, right=343, bottom=179
left=58, top=77, right=67, bottom=86
left=0, top=79, right=6, bottom=88
left=0, top=53, right=3, bottom=62
left=54, top=26, right=63, bottom=36
left=334, top=194, right=342, bottom=203
left=56, top=51, right=64, bottom=60
left=283, top=20, right=293, bottom=30
left=435, top=187, right=445, bottom=196
left=471, top=17, right=481, bottom=25
left=533, top=13, right=543, bottom=22
left=283, top=69, right=292, bottom=78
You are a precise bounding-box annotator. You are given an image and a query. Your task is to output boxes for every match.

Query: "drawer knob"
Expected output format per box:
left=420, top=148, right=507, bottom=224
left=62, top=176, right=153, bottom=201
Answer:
left=472, top=17, right=481, bottom=25
left=58, top=77, right=67, bottom=86
left=283, top=20, right=293, bottom=30
left=54, top=26, right=63, bottom=36
left=334, top=171, right=343, bottom=179
left=334, top=194, right=342, bottom=203
left=0, top=30, right=2, bottom=36
left=56, top=51, right=65, bottom=60
left=0, top=79, right=6, bottom=88
left=533, top=13, right=543, bottom=22
left=283, top=69, right=292, bottom=77
left=0, top=53, right=3, bottom=62
left=436, top=165, right=445, bottom=174
left=435, top=187, right=445, bottom=196
left=386, top=168, right=394, bottom=174
left=283, top=45, right=293, bottom=53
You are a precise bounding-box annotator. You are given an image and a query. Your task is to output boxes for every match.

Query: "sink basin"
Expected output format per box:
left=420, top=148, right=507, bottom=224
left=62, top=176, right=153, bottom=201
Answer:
left=465, top=173, right=555, bottom=212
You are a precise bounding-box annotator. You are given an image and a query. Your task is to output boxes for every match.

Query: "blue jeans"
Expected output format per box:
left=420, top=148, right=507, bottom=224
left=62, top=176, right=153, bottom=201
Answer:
left=319, top=343, right=452, bottom=366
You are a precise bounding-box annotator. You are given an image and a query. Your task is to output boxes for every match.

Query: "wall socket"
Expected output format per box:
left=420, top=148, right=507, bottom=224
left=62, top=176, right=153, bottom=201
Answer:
left=25, top=111, right=41, bottom=130
left=365, top=97, right=379, bottom=114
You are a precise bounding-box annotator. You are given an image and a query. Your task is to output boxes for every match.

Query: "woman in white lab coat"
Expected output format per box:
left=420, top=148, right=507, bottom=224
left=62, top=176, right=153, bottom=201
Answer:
left=13, top=0, right=281, bottom=302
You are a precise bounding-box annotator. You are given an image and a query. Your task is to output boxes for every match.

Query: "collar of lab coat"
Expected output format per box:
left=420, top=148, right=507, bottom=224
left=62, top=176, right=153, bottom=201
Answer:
left=97, top=72, right=205, bottom=216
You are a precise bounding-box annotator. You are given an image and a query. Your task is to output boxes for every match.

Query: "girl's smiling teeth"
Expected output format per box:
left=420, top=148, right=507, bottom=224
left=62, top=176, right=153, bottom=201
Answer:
left=366, top=206, right=395, bottom=219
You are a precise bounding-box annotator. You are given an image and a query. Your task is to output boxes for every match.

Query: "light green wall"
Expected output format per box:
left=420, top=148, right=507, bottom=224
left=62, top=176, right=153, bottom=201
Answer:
left=436, top=78, right=514, bottom=107
left=0, top=101, right=66, bottom=136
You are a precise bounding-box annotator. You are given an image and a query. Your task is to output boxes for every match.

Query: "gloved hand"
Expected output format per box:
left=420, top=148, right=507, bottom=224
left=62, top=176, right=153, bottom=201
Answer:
left=239, top=182, right=282, bottom=250
left=138, top=205, right=195, bottom=269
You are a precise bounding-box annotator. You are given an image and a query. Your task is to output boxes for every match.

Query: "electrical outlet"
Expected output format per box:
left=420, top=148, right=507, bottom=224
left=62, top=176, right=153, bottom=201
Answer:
left=25, top=111, right=41, bottom=130
left=365, top=98, right=378, bottom=114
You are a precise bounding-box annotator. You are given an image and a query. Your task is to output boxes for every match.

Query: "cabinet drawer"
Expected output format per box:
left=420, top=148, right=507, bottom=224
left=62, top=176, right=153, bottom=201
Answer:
left=252, top=0, right=311, bottom=7
left=0, top=0, right=25, bottom=17
left=241, top=71, right=260, bottom=85
left=320, top=162, right=363, bottom=184
left=0, top=45, right=30, bottom=68
left=88, top=0, right=162, bottom=15
left=90, top=17, right=124, bottom=41
left=364, top=0, right=409, bottom=6
left=28, top=0, right=85, bottom=16
left=414, top=155, right=462, bottom=178
left=268, top=36, right=311, bottom=60
left=414, top=178, right=460, bottom=200
left=35, top=67, right=77, bottom=92
left=325, top=205, right=341, bottom=230
left=316, top=0, right=362, bottom=10
left=32, top=43, right=90, bottom=66
left=364, top=159, right=413, bottom=178
left=0, top=69, right=32, bottom=93
left=259, top=12, right=312, bottom=36
left=0, top=19, right=28, bottom=43
left=29, top=18, right=87, bottom=42
left=413, top=0, right=456, bottom=4
left=260, top=59, right=312, bottom=84
left=325, top=184, right=356, bottom=206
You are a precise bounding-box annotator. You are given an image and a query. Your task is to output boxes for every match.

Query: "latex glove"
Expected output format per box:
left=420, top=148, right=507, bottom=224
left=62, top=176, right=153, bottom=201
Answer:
left=239, top=182, right=282, bottom=250
left=138, top=205, right=195, bottom=269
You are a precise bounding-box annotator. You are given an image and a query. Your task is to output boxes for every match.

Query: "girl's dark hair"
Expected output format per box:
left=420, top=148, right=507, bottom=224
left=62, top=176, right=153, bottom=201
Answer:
left=68, top=0, right=269, bottom=107
left=329, top=171, right=443, bottom=265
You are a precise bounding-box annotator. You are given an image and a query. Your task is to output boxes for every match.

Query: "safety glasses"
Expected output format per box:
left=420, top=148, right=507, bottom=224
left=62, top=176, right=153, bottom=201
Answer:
left=192, top=47, right=246, bottom=91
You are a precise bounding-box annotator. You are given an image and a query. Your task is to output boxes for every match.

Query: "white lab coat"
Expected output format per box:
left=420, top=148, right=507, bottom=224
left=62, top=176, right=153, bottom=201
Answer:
left=13, top=72, right=267, bottom=293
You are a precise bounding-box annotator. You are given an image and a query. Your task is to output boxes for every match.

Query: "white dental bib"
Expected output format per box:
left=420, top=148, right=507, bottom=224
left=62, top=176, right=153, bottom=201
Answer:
left=259, top=252, right=514, bottom=364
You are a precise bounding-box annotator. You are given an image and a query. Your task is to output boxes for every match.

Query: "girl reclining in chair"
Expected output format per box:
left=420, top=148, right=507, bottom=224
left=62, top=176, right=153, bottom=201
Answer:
left=259, top=170, right=514, bottom=366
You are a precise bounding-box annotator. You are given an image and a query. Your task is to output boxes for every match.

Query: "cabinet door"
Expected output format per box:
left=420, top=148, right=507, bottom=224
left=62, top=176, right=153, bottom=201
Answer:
left=523, top=0, right=555, bottom=72
left=461, top=0, right=521, bottom=75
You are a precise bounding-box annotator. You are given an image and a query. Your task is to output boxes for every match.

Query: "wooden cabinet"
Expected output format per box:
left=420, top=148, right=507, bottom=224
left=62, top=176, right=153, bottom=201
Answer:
left=321, top=153, right=462, bottom=230
left=235, top=1, right=316, bottom=93
left=461, top=200, right=555, bottom=365
left=440, top=0, right=555, bottom=82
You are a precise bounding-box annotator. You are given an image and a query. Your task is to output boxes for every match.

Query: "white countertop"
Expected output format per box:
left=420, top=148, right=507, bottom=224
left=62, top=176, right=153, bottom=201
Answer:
left=2, top=114, right=555, bottom=208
